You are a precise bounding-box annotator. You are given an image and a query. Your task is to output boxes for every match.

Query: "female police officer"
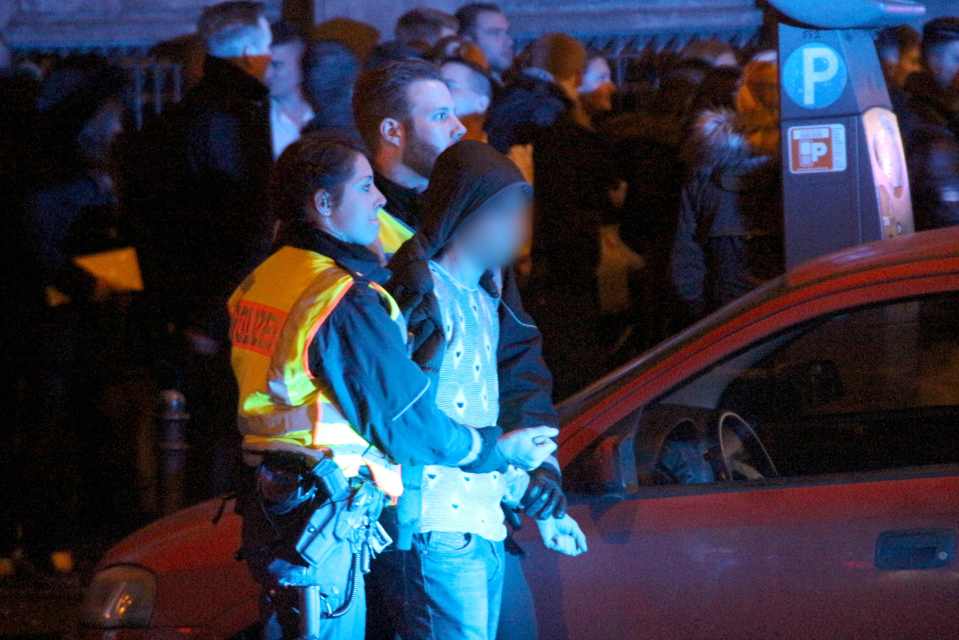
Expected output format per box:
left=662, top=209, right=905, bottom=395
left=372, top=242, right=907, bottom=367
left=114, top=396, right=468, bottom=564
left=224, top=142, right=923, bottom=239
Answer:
left=228, top=132, right=558, bottom=639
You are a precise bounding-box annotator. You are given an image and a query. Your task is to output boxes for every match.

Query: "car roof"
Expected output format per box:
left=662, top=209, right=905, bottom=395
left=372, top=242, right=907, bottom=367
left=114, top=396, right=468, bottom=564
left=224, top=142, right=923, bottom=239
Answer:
left=786, top=226, right=959, bottom=288
left=558, top=227, right=959, bottom=430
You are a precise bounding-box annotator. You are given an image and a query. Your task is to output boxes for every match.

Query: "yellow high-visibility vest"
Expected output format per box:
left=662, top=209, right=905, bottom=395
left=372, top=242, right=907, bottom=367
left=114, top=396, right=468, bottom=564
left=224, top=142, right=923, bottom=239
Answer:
left=228, top=245, right=404, bottom=498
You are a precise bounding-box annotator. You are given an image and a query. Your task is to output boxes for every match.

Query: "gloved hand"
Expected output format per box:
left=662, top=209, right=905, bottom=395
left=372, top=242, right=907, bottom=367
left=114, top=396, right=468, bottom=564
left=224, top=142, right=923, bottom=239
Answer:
left=520, top=465, right=567, bottom=520
left=535, top=514, right=588, bottom=557
left=496, top=426, right=558, bottom=470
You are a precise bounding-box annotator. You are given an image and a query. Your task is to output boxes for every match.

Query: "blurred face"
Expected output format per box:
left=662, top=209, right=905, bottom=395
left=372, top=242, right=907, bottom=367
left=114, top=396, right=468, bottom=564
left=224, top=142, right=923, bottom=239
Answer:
left=239, top=16, right=273, bottom=81
left=441, top=61, right=490, bottom=117
left=266, top=40, right=305, bottom=99
left=927, top=40, right=959, bottom=92
left=896, top=44, right=921, bottom=88
left=435, top=26, right=458, bottom=45
left=319, top=153, right=386, bottom=246
left=579, top=57, right=615, bottom=113
left=882, top=44, right=921, bottom=89
left=402, top=79, right=466, bottom=178
left=470, top=10, right=513, bottom=73
left=714, top=52, right=738, bottom=68
left=458, top=188, right=531, bottom=269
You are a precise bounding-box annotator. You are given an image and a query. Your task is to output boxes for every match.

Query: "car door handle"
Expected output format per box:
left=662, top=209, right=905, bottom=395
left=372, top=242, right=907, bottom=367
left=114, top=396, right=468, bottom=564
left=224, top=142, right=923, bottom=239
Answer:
left=875, top=528, right=956, bottom=571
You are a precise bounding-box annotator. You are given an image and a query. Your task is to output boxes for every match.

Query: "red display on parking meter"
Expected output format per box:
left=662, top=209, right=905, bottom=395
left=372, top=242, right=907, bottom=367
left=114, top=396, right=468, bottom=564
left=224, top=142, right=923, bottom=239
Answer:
left=788, top=124, right=847, bottom=174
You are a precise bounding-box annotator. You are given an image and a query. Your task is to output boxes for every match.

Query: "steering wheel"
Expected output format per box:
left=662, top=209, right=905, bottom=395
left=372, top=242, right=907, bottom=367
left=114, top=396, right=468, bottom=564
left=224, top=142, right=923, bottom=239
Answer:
left=713, top=411, right=779, bottom=481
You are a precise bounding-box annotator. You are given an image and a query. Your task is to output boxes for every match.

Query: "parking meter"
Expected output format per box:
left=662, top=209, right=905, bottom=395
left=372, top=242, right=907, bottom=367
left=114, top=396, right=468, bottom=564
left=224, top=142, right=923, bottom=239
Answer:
left=770, top=0, right=925, bottom=268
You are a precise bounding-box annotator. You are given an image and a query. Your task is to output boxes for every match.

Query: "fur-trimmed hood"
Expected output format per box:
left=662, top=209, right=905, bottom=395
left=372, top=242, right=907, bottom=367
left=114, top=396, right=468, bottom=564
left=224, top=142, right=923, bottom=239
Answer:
left=684, top=108, right=774, bottom=170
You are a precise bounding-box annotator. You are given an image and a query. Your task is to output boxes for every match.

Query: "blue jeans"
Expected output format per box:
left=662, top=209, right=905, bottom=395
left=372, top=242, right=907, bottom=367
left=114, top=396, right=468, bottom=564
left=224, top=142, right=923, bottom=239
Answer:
left=376, top=531, right=506, bottom=640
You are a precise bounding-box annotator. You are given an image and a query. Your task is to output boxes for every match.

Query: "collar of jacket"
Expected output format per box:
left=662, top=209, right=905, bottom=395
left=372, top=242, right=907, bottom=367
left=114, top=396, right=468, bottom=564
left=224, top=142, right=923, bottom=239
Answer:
left=201, top=55, right=269, bottom=102
left=374, top=171, right=423, bottom=230
left=507, top=70, right=573, bottom=109
left=275, top=221, right=391, bottom=284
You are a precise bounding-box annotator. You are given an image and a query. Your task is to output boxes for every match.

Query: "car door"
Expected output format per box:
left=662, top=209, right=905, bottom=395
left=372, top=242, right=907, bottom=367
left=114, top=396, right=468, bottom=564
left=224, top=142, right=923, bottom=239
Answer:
left=515, top=291, right=959, bottom=640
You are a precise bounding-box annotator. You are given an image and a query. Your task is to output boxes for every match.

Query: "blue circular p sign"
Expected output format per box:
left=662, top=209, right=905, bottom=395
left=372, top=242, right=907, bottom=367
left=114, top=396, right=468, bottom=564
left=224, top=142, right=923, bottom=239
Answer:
left=782, top=43, right=848, bottom=109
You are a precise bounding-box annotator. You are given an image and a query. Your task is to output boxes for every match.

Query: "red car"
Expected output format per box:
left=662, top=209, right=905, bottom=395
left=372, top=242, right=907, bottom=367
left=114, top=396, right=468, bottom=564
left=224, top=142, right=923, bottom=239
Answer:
left=82, top=227, right=959, bottom=639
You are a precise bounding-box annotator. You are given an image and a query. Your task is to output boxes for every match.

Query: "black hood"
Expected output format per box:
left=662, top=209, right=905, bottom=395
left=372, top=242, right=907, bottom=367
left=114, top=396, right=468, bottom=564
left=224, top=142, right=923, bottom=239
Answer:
left=417, top=139, right=531, bottom=259
left=387, top=140, right=530, bottom=374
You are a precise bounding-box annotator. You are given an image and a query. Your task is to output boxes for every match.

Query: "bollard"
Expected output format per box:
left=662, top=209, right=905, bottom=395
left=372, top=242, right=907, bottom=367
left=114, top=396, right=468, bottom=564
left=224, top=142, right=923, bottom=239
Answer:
left=156, top=389, right=190, bottom=515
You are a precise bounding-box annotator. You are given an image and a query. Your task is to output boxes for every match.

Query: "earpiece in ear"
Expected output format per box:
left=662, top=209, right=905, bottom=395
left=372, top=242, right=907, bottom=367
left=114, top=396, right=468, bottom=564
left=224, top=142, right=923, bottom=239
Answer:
left=317, top=191, right=332, bottom=217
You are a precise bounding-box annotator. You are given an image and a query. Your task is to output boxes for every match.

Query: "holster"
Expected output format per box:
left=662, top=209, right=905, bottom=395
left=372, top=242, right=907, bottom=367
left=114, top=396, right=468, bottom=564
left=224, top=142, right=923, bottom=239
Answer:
left=294, top=458, right=393, bottom=574
left=239, top=451, right=393, bottom=607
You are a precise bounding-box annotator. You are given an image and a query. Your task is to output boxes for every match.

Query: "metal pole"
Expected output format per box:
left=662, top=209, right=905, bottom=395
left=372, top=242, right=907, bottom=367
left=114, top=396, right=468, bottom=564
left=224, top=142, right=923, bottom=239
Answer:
left=156, top=389, right=189, bottom=515
left=298, top=585, right=322, bottom=640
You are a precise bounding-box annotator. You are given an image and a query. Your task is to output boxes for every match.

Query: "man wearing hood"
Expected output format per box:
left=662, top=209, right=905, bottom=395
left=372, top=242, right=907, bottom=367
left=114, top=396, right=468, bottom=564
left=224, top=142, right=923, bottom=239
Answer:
left=381, top=140, right=586, bottom=640
left=671, top=51, right=784, bottom=325
left=351, top=60, right=562, bottom=521
left=899, top=17, right=959, bottom=231
left=354, top=62, right=566, bottom=639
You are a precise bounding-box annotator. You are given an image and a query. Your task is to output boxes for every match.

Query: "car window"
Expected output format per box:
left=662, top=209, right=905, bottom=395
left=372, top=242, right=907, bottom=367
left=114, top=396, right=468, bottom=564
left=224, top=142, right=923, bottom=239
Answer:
left=564, top=293, right=959, bottom=493
left=657, top=293, right=959, bottom=481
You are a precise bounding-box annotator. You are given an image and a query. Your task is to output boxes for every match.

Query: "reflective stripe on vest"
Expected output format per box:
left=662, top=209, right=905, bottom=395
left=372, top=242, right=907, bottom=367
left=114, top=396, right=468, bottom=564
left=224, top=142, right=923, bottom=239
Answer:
left=228, top=246, right=404, bottom=498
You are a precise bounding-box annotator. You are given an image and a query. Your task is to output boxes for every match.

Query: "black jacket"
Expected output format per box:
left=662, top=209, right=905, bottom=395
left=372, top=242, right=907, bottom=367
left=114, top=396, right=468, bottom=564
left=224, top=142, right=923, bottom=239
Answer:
left=531, top=113, right=621, bottom=301
left=271, top=223, right=506, bottom=548
left=485, top=71, right=572, bottom=153
left=127, top=56, right=274, bottom=340
left=24, top=175, right=119, bottom=303
left=384, top=141, right=558, bottom=430
left=671, top=109, right=783, bottom=323
left=899, top=72, right=959, bottom=231
left=375, top=171, right=423, bottom=230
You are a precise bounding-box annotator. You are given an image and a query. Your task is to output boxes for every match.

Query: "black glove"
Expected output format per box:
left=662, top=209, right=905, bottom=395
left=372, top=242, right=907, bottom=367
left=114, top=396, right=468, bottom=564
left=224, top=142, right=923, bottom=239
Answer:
left=520, top=464, right=566, bottom=520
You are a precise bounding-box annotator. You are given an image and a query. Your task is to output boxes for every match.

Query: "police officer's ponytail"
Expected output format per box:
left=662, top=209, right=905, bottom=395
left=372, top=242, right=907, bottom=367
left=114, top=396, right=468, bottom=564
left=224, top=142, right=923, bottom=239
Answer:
left=270, top=130, right=370, bottom=229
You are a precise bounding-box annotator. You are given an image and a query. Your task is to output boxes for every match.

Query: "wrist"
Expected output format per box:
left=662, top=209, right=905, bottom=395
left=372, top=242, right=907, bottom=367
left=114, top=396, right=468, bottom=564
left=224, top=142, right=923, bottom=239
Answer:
left=455, top=426, right=484, bottom=466
left=534, top=459, right=562, bottom=481
left=461, top=426, right=507, bottom=473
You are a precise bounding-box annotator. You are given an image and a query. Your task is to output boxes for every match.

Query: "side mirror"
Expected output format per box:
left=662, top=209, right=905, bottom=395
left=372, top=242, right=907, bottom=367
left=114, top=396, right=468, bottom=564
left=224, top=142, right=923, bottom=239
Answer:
left=564, top=431, right=638, bottom=500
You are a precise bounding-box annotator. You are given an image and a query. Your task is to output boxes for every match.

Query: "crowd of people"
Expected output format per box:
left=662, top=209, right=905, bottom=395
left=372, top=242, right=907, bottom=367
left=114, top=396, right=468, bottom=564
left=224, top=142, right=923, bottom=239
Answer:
left=1, top=1, right=958, bottom=635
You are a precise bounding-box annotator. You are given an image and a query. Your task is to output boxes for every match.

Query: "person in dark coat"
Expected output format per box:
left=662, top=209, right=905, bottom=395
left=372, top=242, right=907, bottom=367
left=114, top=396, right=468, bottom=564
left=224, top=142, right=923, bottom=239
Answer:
left=382, top=140, right=581, bottom=640
left=899, top=17, right=959, bottom=231
left=514, top=34, right=628, bottom=399
left=124, top=1, right=274, bottom=502
left=671, top=52, right=783, bottom=325
left=483, top=33, right=578, bottom=154
left=302, top=39, right=362, bottom=141
left=604, top=60, right=718, bottom=345
left=11, top=57, right=130, bottom=574
left=354, top=61, right=560, bottom=640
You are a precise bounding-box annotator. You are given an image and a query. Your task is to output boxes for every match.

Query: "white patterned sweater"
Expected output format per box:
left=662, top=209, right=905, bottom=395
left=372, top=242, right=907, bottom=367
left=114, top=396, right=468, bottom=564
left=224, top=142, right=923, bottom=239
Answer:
left=418, top=261, right=527, bottom=542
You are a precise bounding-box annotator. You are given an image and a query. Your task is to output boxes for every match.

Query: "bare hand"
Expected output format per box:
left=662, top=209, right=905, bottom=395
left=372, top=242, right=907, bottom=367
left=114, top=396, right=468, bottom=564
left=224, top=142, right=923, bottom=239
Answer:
left=536, top=514, right=588, bottom=556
